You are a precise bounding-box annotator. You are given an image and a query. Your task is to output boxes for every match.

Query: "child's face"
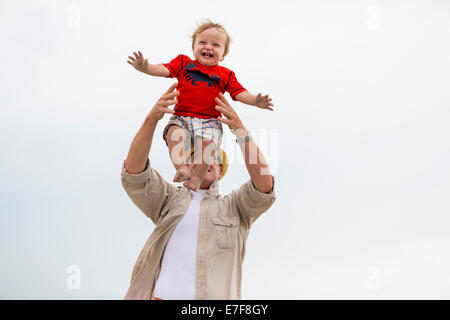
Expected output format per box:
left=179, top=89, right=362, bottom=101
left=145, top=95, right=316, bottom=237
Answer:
left=193, top=28, right=227, bottom=66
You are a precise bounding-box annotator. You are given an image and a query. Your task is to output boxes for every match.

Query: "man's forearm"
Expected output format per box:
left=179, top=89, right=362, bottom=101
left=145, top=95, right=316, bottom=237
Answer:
left=236, top=130, right=273, bottom=193
left=213, top=92, right=273, bottom=193
left=125, top=117, right=158, bottom=174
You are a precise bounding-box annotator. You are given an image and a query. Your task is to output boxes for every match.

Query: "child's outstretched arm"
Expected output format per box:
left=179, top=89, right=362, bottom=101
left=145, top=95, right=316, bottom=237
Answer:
left=234, top=91, right=274, bottom=111
left=127, top=50, right=170, bottom=77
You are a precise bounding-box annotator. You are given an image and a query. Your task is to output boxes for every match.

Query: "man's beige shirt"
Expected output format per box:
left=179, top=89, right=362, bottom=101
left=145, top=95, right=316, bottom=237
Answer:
left=121, top=159, right=276, bottom=300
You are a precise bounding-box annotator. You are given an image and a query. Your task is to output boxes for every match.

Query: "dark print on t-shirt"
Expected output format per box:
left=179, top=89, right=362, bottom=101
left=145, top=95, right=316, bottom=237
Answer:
left=183, top=62, right=221, bottom=88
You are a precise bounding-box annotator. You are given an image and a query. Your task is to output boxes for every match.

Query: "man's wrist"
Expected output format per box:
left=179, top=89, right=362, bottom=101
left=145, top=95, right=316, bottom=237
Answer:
left=144, top=115, right=159, bottom=126
left=234, top=129, right=252, bottom=144
left=232, top=127, right=248, bottom=138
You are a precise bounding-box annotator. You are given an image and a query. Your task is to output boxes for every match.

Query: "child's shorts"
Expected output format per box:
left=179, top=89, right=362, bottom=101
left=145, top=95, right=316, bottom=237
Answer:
left=162, top=115, right=223, bottom=149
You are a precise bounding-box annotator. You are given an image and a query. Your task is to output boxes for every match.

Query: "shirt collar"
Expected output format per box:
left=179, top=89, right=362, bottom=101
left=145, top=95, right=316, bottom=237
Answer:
left=193, top=60, right=219, bottom=68
left=205, top=179, right=220, bottom=197
left=183, top=179, right=220, bottom=198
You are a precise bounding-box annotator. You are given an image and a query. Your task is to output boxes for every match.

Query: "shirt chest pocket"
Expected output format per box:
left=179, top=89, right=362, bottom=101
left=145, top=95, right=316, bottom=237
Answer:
left=211, top=216, right=240, bottom=250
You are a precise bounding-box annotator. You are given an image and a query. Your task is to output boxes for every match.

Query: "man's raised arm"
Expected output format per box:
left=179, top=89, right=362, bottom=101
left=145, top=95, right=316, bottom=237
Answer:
left=124, top=83, right=179, bottom=174
left=214, top=93, right=274, bottom=194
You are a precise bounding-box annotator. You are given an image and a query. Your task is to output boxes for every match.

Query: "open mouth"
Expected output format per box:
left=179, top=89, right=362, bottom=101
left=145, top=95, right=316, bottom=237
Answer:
left=202, top=52, right=213, bottom=58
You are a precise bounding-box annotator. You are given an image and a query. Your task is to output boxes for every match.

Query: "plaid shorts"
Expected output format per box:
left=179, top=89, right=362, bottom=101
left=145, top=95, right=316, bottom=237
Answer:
left=162, top=115, right=223, bottom=149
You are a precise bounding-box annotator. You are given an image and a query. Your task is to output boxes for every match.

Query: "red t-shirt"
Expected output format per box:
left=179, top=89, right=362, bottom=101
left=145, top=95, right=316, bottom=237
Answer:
left=163, top=54, right=246, bottom=119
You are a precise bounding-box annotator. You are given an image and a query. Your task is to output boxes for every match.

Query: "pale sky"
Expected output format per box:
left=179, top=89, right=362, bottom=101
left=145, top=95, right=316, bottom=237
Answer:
left=1, top=0, right=449, bottom=299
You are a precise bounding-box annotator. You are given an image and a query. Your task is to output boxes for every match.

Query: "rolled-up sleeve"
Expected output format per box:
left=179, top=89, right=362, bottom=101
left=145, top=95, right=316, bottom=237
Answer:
left=232, top=176, right=276, bottom=228
left=121, top=159, right=176, bottom=224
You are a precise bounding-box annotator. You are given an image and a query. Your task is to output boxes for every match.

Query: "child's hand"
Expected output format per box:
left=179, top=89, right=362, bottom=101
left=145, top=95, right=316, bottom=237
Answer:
left=255, top=93, right=274, bottom=111
left=127, top=51, right=149, bottom=73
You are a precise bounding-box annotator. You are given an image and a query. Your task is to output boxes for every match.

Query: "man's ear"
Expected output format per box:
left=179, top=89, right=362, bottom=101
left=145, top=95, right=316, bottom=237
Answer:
left=217, top=165, right=223, bottom=180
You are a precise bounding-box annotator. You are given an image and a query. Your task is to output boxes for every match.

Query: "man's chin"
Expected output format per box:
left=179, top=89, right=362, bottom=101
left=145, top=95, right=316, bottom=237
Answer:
left=200, top=176, right=218, bottom=189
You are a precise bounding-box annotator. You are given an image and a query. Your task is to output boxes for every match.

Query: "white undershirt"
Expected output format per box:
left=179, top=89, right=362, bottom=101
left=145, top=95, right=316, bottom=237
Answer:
left=153, top=189, right=207, bottom=300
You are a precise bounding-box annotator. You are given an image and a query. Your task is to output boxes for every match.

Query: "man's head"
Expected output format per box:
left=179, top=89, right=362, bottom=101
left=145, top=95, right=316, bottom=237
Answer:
left=186, top=148, right=228, bottom=189
left=188, top=162, right=222, bottom=189
left=191, top=20, right=231, bottom=66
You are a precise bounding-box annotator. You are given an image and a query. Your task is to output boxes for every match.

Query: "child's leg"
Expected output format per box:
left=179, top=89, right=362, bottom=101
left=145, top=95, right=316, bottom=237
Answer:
left=183, top=137, right=217, bottom=192
left=166, top=125, right=192, bottom=182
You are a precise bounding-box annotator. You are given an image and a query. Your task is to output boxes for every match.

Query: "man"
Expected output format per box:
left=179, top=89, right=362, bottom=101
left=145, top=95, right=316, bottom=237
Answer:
left=121, top=83, right=276, bottom=300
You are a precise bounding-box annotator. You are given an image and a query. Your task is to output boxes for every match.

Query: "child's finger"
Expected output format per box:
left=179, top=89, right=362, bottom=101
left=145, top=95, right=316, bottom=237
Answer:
left=133, top=51, right=139, bottom=59
left=128, top=56, right=136, bottom=62
left=138, top=50, right=143, bottom=59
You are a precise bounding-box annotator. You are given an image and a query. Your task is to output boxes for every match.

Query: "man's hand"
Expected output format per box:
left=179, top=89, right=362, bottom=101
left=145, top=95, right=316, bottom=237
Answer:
left=215, top=93, right=273, bottom=193
left=127, top=50, right=149, bottom=73
left=215, top=93, right=247, bottom=135
left=147, top=82, right=178, bottom=122
left=124, top=83, right=178, bottom=174
left=254, top=93, right=274, bottom=111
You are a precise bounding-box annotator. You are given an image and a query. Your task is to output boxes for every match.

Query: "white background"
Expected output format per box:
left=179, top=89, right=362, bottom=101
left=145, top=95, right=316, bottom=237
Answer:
left=1, top=0, right=449, bottom=299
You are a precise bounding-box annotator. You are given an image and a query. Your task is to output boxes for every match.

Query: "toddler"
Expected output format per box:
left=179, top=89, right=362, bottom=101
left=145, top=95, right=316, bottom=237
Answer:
left=127, top=20, right=273, bottom=191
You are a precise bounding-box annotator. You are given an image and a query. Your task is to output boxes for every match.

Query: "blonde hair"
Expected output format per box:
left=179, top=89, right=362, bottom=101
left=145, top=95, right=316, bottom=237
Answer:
left=190, top=20, right=231, bottom=57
